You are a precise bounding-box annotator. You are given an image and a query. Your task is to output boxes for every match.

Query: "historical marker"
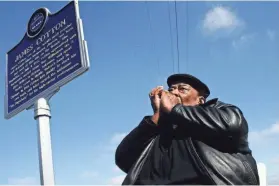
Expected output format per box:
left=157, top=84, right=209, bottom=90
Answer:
left=5, top=0, right=89, bottom=119
left=5, top=1, right=89, bottom=185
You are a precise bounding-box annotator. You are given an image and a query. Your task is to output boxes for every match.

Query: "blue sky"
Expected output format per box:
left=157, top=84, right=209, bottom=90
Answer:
left=0, top=1, right=279, bottom=185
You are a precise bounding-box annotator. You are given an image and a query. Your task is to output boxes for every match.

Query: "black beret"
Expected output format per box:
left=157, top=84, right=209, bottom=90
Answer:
left=167, top=74, right=210, bottom=98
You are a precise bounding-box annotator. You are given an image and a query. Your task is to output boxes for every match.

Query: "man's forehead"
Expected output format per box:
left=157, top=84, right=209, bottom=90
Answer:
left=169, top=82, right=192, bottom=87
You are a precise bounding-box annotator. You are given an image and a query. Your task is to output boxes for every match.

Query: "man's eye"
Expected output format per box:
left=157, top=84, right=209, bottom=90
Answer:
left=179, top=87, right=189, bottom=92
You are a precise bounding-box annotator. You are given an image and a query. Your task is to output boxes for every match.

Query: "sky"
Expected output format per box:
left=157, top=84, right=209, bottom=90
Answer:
left=0, top=0, right=279, bottom=185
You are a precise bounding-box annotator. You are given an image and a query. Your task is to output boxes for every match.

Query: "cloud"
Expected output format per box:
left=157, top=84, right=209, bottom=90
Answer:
left=80, top=170, right=99, bottom=179
left=270, top=156, right=279, bottom=165
left=108, top=175, right=126, bottom=185
left=270, top=157, right=279, bottom=164
left=104, top=132, right=127, bottom=152
left=110, top=133, right=127, bottom=144
left=8, top=177, right=38, bottom=185
left=249, top=122, right=279, bottom=143
left=202, top=5, right=244, bottom=34
left=232, top=33, right=255, bottom=49
left=269, top=173, right=279, bottom=185
left=113, top=166, right=122, bottom=173
left=266, top=29, right=276, bottom=40
left=248, top=123, right=279, bottom=185
left=91, top=134, right=127, bottom=185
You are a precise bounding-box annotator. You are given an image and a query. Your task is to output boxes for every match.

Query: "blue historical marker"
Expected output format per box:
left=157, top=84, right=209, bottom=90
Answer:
left=5, top=0, right=89, bottom=119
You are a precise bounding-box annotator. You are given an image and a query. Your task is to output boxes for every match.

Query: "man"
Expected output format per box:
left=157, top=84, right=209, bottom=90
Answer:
left=115, top=74, right=259, bottom=185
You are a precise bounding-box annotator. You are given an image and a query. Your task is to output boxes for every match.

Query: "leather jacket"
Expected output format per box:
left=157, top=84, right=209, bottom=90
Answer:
left=115, top=98, right=260, bottom=185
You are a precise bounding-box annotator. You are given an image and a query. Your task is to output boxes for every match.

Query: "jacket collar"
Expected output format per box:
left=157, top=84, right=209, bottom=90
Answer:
left=203, top=98, right=218, bottom=106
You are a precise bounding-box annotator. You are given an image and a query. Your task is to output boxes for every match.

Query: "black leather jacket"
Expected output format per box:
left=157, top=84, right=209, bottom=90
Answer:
left=115, top=98, right=260, bottom=185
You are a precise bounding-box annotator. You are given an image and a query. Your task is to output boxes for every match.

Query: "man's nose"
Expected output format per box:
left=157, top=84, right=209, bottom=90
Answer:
left=170, top=89, right=180, bottom=96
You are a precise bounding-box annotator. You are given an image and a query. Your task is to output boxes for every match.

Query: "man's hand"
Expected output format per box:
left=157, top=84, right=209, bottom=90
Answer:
left=149, top=86, right=164, bottom=124
left=160, top=90, right=182, bottom=114
left=149, top=86, right=164, bottom=113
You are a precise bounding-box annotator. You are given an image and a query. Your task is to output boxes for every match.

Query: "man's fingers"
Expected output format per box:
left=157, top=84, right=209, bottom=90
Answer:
left=149, top=87, right=158, bottom=97
left=157, top=89, right=163, bottom=97
left=160, top=90, right=169, bottom=98
left=150, top=86, right=163, bottom=97
left=154, top=86, right=163, bottom=97
left=162, top=90, right=169, bottom=95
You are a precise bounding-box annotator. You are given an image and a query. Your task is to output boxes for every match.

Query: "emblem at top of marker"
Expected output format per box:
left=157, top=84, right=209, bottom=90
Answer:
left=27, top=8, right=49, bottom=38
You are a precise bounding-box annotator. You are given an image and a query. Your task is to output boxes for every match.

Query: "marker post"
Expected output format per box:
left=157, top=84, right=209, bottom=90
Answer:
left=34, top=98, right=55, bottom=185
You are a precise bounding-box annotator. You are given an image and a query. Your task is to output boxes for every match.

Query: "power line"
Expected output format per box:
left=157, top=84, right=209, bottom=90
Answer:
left=185, top=1, right=189, bottom=71
left=167, top=1, right=175, bottom=74
left=174, top=0, right=180, bottom=73
left=145, top=1, right=161, bottom=80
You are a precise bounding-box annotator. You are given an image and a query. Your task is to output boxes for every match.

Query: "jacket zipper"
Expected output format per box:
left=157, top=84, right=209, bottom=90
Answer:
left=187, top=138, right=216, bottom=184
left=242, top=161, right=258, bottom=184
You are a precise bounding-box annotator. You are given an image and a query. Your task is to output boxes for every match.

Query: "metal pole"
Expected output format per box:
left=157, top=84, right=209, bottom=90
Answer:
left=34, top=97, right=55, bottom=185
left=257, top=163, right=267, bottom=186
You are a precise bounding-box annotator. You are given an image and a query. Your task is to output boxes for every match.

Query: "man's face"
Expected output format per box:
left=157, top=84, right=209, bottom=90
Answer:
left=168, top=82, right=204, bottom=106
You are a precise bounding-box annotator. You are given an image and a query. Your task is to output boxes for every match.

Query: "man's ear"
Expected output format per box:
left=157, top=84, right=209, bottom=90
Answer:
left=198, top=96, right=205, bottom=104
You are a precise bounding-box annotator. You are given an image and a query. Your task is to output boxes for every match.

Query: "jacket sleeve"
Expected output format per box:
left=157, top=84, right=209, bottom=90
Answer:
left=115, top=116, right=158, bottom=173
left=169, top=103, right=246, bottom=138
